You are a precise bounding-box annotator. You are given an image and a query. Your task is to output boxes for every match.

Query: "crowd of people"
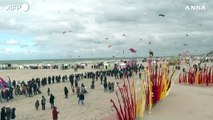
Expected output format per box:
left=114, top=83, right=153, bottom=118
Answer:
left=0, top=62, right=145, bottom=120
left=0, top=105, right=16, bottom=120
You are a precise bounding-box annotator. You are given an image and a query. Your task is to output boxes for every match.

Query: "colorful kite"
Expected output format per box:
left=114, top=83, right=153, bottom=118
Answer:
left=108, top=45, right=112, bottom=48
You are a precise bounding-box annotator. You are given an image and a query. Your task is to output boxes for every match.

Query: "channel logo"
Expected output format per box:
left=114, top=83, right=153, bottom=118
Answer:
left=6, top=3, right=30, bottom=12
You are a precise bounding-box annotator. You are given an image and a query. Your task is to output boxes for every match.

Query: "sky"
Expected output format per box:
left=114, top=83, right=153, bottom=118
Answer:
left=0, top=0, right=212, bottom=60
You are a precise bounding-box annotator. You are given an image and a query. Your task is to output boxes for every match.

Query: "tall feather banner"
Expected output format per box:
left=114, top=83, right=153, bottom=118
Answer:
left=111, top=60, right=176, bottom=120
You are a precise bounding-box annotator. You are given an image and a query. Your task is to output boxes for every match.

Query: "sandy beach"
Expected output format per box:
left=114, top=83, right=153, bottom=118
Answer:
left=0, top=62, right=213, bottom=120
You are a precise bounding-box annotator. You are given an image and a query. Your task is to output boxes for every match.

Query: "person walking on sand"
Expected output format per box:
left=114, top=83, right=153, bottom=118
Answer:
left=52, top=106, right=59, bottom=120
left=76, top=86, right=80, bottom=98
left=64, top=87, right=69, bottom=98
left=78, top=92, right=85, bottom=105
left=49, top=94, right=55, bottom=109
left=47, top=88, right=50, bottom=96
left=41, top=96, right=46, bottom=110
left=35, top=100, right=40, bottom=110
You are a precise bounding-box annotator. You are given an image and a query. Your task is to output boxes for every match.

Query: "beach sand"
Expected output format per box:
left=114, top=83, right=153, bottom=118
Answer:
left=0, top=63, right=213, bottom=120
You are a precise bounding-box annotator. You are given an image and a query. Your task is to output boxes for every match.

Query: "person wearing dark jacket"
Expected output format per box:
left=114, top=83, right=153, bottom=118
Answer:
left=64, top=87, right=69, bottom=98
left=35, top=100, right=40, bottom=110
left=78, top=92, right=85, bottom=105
left=49, top=94, right=55, bottom=109
left=52, top=106, right=59, bottom=120
left=6, top=105, right=11, bottom=120
left=47, top=88, right=50, bottom=96
left=1, top=107, right=6, bottom=120
left=41, top=96, right=46, bottom=110
left=10, top=108, right=16, bottom=120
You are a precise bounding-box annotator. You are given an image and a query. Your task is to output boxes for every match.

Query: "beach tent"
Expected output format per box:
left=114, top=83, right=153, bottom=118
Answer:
left=103, top=62, right=110, bottom=69
left=0, top=77, right=7, bottom=89
left=119, top=63, right=126, bottom=69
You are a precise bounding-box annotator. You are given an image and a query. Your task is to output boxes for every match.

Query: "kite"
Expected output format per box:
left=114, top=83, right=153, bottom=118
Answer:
left=108, top=45, right=112, bottom=48
left=149, top=41, right=151, bottom=45
left=105, top=37, right=109, bottom=40
left=183, top=43, right=188, bottom=46
left=159, top=14, right=165, bottom=17
left=62, top=30, right=72, bottom=34
left=140, top=39, right=142, bottom=41
left=149, top=50, right=154, bottom=57
left=122, top=34, right=126, bottom=36
left=186, top=34, right=189, bottom=37
left=129, top=48, right=137, bottom=53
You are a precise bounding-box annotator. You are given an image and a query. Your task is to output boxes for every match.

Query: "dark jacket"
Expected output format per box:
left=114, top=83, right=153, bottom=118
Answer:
left=49, top=95, right=55, bottom=104
left=79, top=93, right=84, bottom=100
left=11, top=108, right=16, bottom=119
left=64, top=87, right=69, bottom=95
left=1, top=107, right=6, bottom=120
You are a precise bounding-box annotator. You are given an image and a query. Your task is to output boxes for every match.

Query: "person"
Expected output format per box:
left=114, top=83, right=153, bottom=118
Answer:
left=1, top=107, right=6, bottom=120
left=103, top=80, right=107, bottom=92
left=91, top=79, right=95, bottom=89
left=49, top=94, right=55, bottom=109
left=5, top=105, right=11, bottom=120
left=10, top=108, right=16, bottom=120
left=35, top=100, right=40, bottom=110
left=78, top=92, right=85, bottom=105
left=71, top=86, right=75, bottom=94
left=64, top=87, right=69, bottom=98
left=47, top=88, right=50, bottom=96
left=52, top=106, right=59, bottom=120
left=139, top=72, right=142, bottom=79
left=76, top=86, right=80, bottom=98
left=41, top=96, right=46, bottom=110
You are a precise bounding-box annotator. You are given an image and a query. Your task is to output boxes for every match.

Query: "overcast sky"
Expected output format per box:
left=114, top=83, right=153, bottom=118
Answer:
left=0, top=0, right=212, bottom=60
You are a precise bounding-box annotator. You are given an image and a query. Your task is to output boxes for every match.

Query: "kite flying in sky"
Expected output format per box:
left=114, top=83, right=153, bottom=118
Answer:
left=108, top=45, right=112, bottom=48
left=159, top=14, right=165, bottom=17
left=183, top=43, right=188, bottom=46
left=129, top=48, right=137, bottom=53
left=62, top=30, right=72, bottom=34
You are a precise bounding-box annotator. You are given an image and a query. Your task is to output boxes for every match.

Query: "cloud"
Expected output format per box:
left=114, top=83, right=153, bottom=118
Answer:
left=0, top=0, right=212, bottom=60
left=5, top=39, right=20, bottom=45
left=0, top=48, right=15, bottom=54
